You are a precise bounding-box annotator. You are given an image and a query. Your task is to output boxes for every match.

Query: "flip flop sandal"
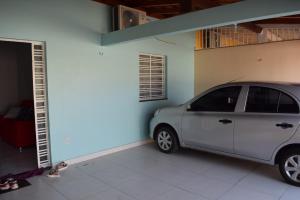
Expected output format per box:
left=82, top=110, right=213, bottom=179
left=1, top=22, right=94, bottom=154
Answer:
left=56, top=161, right=68, bottom=171
left=47, top=168, right=60, bottom=178
left=0, top=181, right=10, bottom=191
left=7, top=179, right=19, bottom=190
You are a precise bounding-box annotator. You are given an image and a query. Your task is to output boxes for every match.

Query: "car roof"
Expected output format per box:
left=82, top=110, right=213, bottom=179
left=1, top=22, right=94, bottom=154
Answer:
left=225, top=81, right=300, bottom=86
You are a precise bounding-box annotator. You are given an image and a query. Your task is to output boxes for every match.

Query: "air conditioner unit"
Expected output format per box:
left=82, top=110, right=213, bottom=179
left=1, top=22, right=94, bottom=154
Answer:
left=112, top=5, right=147, bottom=31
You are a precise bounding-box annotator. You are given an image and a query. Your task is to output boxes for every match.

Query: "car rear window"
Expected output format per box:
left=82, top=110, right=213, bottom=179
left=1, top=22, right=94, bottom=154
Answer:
left=278, top=92, right=299, bottom=113
left=246, top=86, right=299, bottom=114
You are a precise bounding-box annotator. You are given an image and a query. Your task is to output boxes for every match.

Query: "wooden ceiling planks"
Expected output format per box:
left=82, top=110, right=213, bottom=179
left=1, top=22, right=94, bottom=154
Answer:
left=94, top=0, right=300, bottom=24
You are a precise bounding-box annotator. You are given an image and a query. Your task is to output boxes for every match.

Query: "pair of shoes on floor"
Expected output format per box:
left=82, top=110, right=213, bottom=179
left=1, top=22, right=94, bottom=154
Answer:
left=47, top=161, right=68, bottom=178
left=0, top=178, right=19, bottom=191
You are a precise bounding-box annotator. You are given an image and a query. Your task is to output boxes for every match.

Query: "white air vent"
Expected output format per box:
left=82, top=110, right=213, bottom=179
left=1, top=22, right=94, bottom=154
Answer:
left=113, top=5, right=147, bottom=31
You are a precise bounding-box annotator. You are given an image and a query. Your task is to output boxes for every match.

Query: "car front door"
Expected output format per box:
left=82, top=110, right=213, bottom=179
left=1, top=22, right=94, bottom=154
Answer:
left=235, top=86, right=300, bottom=161
left=181, top=86, right=242, bottom=153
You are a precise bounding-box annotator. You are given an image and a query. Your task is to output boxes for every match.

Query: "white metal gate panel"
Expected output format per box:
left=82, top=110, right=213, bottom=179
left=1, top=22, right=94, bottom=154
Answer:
left=196, top=25, right=300, bottom=50
left=32, top=42, right=51, bottom=168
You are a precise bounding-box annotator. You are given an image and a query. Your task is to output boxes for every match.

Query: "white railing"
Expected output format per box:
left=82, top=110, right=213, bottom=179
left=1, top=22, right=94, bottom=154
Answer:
left=196, top=25, right=300, bottom=49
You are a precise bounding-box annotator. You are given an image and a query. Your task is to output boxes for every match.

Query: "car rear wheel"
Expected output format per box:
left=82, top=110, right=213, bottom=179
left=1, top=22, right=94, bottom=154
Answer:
left=279, top=148, right=300, bottom=186
left=155, top=126, right=179, bottom=153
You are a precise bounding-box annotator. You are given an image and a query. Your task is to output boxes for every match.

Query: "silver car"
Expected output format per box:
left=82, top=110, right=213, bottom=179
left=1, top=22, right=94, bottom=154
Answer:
left=150, top=82, right=300, bottom=186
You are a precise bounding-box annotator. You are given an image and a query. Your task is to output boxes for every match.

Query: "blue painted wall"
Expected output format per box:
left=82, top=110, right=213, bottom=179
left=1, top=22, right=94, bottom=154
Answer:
left=0, top=0, right=194, bottom=163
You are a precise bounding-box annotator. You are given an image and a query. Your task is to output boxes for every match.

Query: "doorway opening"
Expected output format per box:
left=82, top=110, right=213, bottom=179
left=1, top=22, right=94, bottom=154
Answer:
left=0, top=38, right=50, bottom=177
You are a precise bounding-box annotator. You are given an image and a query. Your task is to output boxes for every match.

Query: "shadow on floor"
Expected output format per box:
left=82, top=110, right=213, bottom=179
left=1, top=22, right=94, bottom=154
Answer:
left=0, top=139, right=37, bottom=177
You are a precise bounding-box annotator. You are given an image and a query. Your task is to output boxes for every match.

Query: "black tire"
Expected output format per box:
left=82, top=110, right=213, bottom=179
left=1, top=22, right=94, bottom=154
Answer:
left=278, top=148, right=300, bottom=187
left=155, top=126, right=179, bottom=153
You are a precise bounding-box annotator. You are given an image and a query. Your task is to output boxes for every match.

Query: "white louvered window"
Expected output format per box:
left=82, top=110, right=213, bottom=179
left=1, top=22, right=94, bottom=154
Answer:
left=139, top=54, right=166, bottom=101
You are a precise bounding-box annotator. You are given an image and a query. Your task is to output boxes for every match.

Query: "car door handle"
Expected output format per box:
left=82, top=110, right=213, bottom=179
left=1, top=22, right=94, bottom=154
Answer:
left=276, top=123, right=293, bottom=129
left=219, top=119, right=232, bottom=124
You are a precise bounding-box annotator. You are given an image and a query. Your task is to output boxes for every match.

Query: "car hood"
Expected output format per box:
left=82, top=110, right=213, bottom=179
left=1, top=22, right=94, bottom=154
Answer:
left=158, top=105, right=185, bottom=116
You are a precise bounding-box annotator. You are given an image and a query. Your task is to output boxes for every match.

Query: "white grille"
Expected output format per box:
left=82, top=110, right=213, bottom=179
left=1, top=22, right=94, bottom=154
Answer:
left=32, top=42, right=51, bottom=168
left=196, top=25, right=300, bottom=49
left=139, top=54, right=166, bottom=101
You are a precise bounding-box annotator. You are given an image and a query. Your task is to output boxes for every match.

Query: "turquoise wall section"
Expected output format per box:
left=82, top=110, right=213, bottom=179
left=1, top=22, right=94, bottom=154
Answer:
left=0, top=0, right=194, bottom=163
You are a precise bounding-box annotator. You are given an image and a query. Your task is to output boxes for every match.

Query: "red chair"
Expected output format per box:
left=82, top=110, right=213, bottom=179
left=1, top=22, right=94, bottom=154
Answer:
left=20, top=100, right=34, bottom=108
left=0, top=115, right=3, bottom=138
left=0, top=101, right=36, bottom=150
left=1, top=119, right=35, bottom=150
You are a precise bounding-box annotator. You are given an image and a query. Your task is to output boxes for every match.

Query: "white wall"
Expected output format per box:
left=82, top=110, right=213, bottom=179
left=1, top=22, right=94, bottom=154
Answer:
left=0, top=42, right=33, bottom=115
left=195, top=40, right=300, bottom=94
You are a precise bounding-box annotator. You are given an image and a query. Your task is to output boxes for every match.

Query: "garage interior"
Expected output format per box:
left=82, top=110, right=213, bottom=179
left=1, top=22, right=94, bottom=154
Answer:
left=0, top=0, right=300, bottom=199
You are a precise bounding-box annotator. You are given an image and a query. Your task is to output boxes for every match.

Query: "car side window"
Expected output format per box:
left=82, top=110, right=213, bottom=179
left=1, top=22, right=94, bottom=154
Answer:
left=246, top=87, right=280, bottom=113
left=190, top=86, right=241, bottom=112
left=246, top=86, right=299, bottom=114
left=278, top=92, right=299, bottom=113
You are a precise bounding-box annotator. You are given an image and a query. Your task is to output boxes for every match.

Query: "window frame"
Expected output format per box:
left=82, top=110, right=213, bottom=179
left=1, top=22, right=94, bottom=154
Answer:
left=188, top=86, right=242, bottom=113
left=244, top=86, right=300, bottom=114
left=139, top=53, right=167, bottom=102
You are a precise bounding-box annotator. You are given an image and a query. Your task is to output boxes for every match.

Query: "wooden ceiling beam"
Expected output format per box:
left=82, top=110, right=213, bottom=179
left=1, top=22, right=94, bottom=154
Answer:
left=256, top=17, right=300, bottom=24
left=191, top=0, right=220, bottom=10
left=149, top=13, right=166, bottom=19
left=93, top=0, right=128, bottom=6
left=181, top=0, right=193, bottom=13
left=130, top=0, right=181, bottom=8
left=146, top=6, right=181, bottom=15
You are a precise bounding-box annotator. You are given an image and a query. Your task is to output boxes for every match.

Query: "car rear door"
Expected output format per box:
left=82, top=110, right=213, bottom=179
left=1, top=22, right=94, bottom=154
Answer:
left=181, top=86, right=242, bottom=153
left=234, top=86, right=300, bottom=161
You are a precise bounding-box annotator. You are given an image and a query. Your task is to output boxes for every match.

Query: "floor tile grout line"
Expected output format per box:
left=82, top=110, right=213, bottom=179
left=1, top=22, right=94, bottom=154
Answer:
left=278, top=185, right=291, bottom=200
left=203, top=161, right=260, bottom=185
left=1, top=143, right=295, bottom=200
left=40, top=171, right=114, bottom=200
left=37, top=177, right=73, bottom=200
left=134, top=166, right=214, bottom=200
left=62, top=166, right=123, bottom=200
left=107, top=156, right=212, bottom=200
left=74, top=153, right=209, bottom=200
left=241, top=164, right=289, bottom=199
left=214, top=163, right=263, bottom=200
left=166, top=184, right=212, bottom=200
left=106, top=154, right=211, bottom=198
left=74, top=146, right=250, bottom=200
left=215, top=163, right=289, bottom=200
left=41, top=144, right=290, bottom=200
left=75, top=164, right=142, bottom=200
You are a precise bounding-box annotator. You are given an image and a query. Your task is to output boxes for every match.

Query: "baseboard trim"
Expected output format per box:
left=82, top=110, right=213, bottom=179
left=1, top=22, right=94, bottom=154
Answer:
left=65, top=139, right=153, bottom=165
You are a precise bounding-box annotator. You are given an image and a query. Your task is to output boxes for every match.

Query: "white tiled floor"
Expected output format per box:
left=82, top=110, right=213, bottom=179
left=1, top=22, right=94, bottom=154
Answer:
left=0, top=139, right=37, bottom=177
left=1, top=144, right=300, bottom=200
